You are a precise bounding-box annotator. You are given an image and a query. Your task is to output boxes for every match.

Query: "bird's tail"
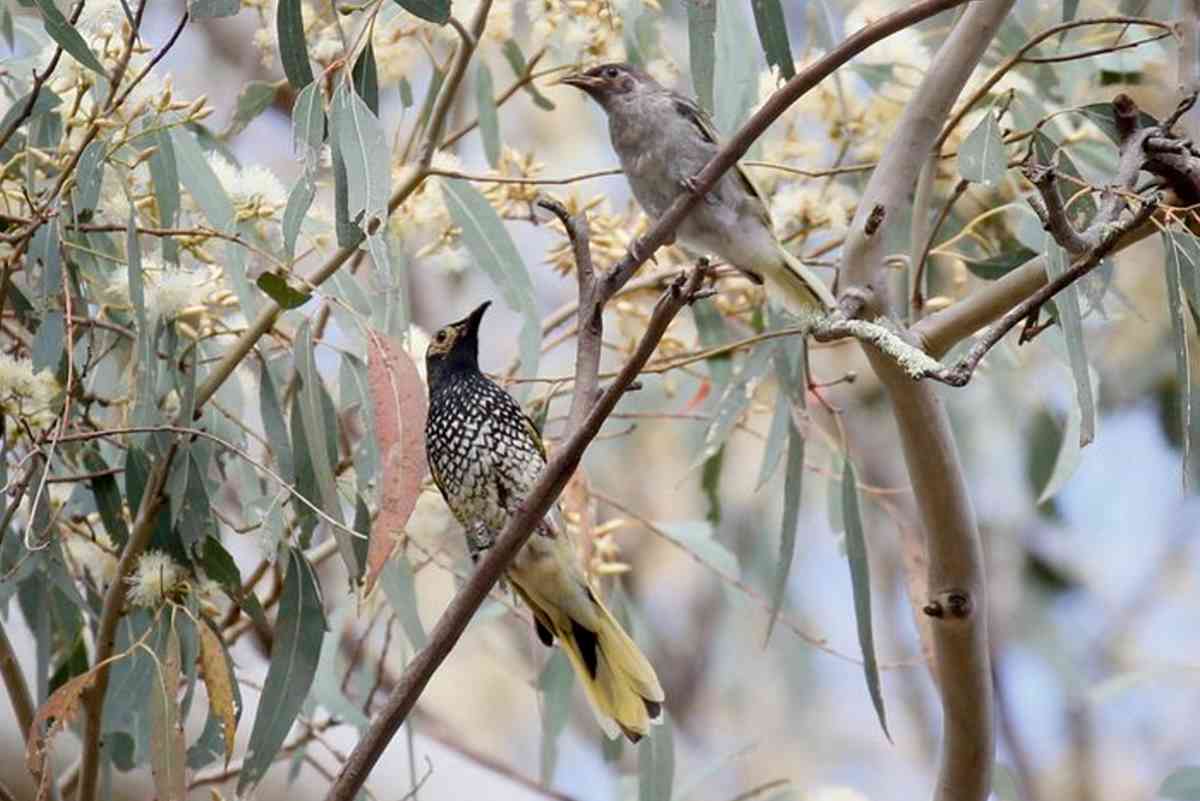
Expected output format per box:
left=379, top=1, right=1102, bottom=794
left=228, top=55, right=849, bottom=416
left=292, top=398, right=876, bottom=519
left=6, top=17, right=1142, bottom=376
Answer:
left=769, top=242, right=837, bottom=316
left=515, top=581, right=664, bottom=742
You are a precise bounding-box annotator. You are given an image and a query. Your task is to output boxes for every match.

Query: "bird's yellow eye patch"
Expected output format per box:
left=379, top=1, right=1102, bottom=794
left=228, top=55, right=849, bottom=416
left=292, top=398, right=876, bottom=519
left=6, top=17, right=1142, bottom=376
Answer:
left=428, top=326, right=456, bottom=357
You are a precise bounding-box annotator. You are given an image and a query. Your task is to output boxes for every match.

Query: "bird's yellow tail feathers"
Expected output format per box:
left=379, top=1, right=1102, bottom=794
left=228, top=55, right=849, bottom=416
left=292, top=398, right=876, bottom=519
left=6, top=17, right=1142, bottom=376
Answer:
left=558, top=596, right=664, bottom=742
left=516, top=581, right=664, bottom=743
left=771, top=242, right=837, bottom=315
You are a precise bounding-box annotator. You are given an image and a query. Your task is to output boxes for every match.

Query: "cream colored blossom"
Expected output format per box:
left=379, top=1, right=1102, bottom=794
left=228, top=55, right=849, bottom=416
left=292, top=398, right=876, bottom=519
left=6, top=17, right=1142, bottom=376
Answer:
left=207, top=154, right=287, bottom=216
left=127, top=550, right=187, bottom=608
left=0, top=354, right=60, bottom=433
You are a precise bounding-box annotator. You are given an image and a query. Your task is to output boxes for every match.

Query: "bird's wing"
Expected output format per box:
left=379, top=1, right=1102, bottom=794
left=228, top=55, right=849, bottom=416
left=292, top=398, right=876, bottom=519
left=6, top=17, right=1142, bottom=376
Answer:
left=669, top=93, right=774, bottom=230
left=521, top=411, right=548, bottom=462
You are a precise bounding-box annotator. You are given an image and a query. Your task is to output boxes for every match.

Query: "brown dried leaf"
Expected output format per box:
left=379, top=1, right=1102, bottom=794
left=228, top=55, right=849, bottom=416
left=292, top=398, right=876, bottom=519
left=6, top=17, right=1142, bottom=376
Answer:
left=26, top=665, right=102, bottom=798
left=363, top=330, right=429, bottom=596
left=197, top=618, right=239, bottom=767
left=150, top=623, right=185, bottom=801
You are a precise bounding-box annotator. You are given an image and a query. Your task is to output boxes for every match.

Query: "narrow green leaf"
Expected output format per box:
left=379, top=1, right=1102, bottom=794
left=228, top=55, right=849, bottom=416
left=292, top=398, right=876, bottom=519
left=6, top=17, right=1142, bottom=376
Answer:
left=476, top=63, right=502, bottom=167
left=84, top=451, right=130, bottom=548
left=751, top=0, right=794, bottom=80
left=441, top=179, right=541, bottom=389
left=380, top=556, right=427, bottom=649
left=33, top=0, right=107, bottom=76
left=29, top=218, right=60, bottom=302
left=291, top=81, right=325, bottom=156
left=282, top=176, right=317, bottom=262
left=352, top=40, right=380, bottom=115
left=276, top=0, right=314, bottom=90
left=500, top=40, right=554, bottom=110
left=958, top=109, right=1007, bottom=185
left=256, top=273, right=311, bottom=309
left=31, top=309, right=63, bottom=372
left=237, top=548, right=326, bottom=795
left=755, top=389, right=791, bottom=489
left=149, top=621, right=185, bottom=801
left=687, top=0, right=716, bottom=113
left=1076, top=102, right=1157, bottom=143
left=146, top=126, right=180, bottom=262
left=226, top=80, right=278, bottom=137
left=691, top=300, right=732, bottom=386
left=694, top=344, right=773, bottom=466
left=765, top=417, right=803, bottom=644
left=963, top=246, right=1038, bottom=281
left=190, top=0, right=240, bottom=18
left=399, top=77, right=414, bottom=108
left=170, top=128, right=235, bottom=232
left=0, top=88, right=60, bottom=163
left=538, top=649, right=573, bottom=783
left=365, top=230, right=410, bottom=338
left=638, top=714, right=674, bottom=801
left=1163, top=232, right=1200, bottom=490
left=259, top=361, right=294, bottom=485
left=658, top=521, right=738, bottom=579
left=330, top=84, right=391, bottom=238
left=714, top=0, right=760, bottom=135
left=294, top=320, right=347, bottom=533
left=842, top=459, right=890, bottom=741
left=74, top=138, right=106, bottom=219
left=1044, top=241, right=1095, bottom=447
left=701, top=447, right=723, bottom=525
left=390, top=0, right=450, bottom=25
left=1160, top=766, right=1200, bottom=800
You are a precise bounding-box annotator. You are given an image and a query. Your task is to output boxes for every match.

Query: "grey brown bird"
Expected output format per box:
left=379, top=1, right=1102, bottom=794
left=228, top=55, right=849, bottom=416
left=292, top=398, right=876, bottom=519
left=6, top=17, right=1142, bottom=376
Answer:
left=424, top=301, right=665, bottom=742
left=561, top=63, right=836, bottom=315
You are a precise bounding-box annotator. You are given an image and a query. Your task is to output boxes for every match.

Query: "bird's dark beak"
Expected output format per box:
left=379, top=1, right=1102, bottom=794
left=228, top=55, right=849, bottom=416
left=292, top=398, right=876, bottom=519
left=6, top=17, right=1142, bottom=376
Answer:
left=559, top=73, right=600, bottom=93
left=464, top=300, right=491, bottom=334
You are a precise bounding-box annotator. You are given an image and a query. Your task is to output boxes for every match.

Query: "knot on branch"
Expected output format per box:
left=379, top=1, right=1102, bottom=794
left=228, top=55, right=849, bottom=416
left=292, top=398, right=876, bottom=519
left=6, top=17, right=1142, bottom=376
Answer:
left=923, top=590, right=974, bottom=620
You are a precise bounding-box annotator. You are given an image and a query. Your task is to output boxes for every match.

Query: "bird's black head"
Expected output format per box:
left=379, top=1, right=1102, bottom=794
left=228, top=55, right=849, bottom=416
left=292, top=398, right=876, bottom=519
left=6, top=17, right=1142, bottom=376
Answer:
left=426, top=300, right=490, bottom=392
left=560, top=63, right=654, bottom=109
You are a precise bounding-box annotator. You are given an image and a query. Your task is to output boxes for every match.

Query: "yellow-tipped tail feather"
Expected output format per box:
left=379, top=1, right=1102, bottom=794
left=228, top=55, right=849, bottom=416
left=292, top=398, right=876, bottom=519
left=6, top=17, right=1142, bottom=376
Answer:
left=770, top=243, right=837, bottom=314
left=513, top=580, right=664, bottom=742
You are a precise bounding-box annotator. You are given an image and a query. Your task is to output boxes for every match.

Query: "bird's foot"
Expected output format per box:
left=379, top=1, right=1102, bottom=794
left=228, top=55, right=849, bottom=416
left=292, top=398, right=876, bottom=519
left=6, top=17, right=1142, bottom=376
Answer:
left=680, top=175, right=719, bottom=206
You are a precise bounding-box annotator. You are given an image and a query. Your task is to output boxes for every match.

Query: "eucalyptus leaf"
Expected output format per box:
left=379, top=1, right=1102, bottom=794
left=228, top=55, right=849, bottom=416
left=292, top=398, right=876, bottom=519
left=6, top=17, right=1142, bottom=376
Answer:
left=380, top=556, right=427, bottom=650
left=501, top=40, right=555, bottom=110
left=190, top=0, right=240, bottom=18
left=687, top=0, right=716, bottom=113
left=476, top=63, right=502, bottom=167
left=227, top=80, right=278, bottom=137
left=1163, top=232, right=1200, bottom=490
left=713, top=0, right=760, bottom=136
left=237, top=548, right=326, bottom=795
left=751, top=0, right=794, bottom=80
left=33, top=0, right=107, bottom=76
left=538, top=650, right=573, bottom=782
left=959, top=109, right=1007, bottom=185
left=842, top=459, right=890, bottom=741
left=259, top=361, right=294, bottom=485
left=638, top=715, right=674, bottom=801
left=1044, top=241, right=1095, bottom=447
left=276, top=0, right=314, bottom=89
left=390, top=0, right=450, bottom=24
left=1160, top=766, right=1200, bottom=800
left=441, top=179, right=540, bottom=391
left=329, top=84, right=390, bottom=239
left=352, top=40, right=380, bottom=115
left=256, top=273, right=311, bottom=309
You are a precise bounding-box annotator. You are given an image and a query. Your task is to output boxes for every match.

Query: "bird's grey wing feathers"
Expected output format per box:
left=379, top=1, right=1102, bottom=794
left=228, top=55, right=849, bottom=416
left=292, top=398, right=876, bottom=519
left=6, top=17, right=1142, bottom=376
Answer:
left=669, top=93, right=774, bottom=230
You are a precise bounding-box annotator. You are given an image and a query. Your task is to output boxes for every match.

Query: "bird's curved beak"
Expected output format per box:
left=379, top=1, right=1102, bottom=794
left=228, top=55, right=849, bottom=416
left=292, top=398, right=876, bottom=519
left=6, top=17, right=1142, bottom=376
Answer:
left=465, top=300, right=491, bottom=334
left=558, top=72, right=600, bottom=93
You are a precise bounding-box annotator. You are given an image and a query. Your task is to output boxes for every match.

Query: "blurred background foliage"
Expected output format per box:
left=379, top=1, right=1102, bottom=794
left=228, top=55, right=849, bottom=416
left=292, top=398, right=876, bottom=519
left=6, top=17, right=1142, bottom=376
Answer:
left=0, top=0, right=1198, bottom=799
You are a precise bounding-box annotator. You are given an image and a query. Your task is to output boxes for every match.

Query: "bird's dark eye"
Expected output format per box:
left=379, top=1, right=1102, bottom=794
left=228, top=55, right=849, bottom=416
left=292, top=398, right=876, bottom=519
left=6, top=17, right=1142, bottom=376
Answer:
left=604, top=67, right=620, bottom=79
left=435, top=330, right=448, bottom=343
